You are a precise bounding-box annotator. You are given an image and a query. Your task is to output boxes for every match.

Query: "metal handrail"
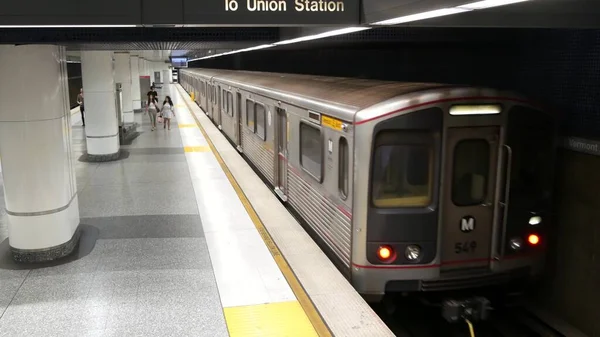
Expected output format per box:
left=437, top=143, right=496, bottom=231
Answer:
left=499, top=144, right=513, bottom=259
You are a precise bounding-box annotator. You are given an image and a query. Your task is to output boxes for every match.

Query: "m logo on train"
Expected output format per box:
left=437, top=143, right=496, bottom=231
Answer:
left=460, top=216, right=475, bottom=233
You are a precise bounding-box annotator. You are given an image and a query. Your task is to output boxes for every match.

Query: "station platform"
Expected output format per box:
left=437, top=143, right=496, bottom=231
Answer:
left=0, top=84, right=392, bottom=337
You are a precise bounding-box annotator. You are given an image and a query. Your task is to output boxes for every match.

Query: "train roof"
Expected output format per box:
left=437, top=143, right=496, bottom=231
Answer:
left=182, top=68, right=450, bottom=122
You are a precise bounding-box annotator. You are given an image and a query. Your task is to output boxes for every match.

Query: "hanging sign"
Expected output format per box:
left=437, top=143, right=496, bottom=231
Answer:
left=184, top=0, right=359, bottom=25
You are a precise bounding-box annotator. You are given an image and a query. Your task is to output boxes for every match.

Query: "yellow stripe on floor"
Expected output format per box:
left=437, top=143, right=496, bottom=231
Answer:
left=178, top=123, right=198, bottom=128
left=225, top=301, right=318, bottom=337
left=183, top=146, right=211, bottom=153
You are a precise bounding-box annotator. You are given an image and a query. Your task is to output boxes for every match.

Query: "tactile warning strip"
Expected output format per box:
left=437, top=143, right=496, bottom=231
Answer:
left=177, top=123, right=197, bottom=128
left=224, top=301, right=317, bottom=337
left=183, top=146, right=211, bottom=152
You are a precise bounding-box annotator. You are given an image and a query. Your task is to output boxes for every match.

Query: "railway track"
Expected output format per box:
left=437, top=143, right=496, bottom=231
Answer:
left=373, top=298, right=580, bottom=337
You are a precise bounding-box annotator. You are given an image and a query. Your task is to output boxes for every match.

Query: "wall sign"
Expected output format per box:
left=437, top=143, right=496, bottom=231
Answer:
left=562, top=137, right=600, bottom=156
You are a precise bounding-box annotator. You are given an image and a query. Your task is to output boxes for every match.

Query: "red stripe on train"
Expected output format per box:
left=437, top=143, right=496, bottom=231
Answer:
left=352, top=252, right=541, bottom=269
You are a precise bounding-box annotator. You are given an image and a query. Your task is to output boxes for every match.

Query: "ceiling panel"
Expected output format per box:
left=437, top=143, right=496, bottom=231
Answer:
left=0, top=27, right=278, bottom=45
left=362, top=0, right=600, bottom=28
left=64, top=41, right=264, bottom=51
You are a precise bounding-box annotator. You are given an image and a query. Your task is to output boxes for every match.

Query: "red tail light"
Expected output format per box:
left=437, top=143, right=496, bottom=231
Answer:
left=377, top=245, right=396, bottom=262
left=527, top=234, right=540, bottom=246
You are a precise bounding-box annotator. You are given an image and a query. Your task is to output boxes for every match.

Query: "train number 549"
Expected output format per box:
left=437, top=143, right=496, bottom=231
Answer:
left=454, top=241, right=477, bottom=254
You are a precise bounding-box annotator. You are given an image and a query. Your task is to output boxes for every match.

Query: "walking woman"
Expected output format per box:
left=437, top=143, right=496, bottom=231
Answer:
left=147, top=97, right=160, bottom=131
left=161, top=96, right=175, bottom=130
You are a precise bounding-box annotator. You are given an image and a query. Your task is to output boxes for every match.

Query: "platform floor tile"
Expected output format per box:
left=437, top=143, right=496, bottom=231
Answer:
left=0, top=87, right=229, bottom=337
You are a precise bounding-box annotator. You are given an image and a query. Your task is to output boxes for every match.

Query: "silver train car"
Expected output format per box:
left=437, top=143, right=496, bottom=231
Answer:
left=180, top=68, right=557, bottom=303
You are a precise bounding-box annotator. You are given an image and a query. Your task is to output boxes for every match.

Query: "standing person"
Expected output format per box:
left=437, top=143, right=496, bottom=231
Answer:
left=147, top=85, right=158, bottom=103
left=76, top=88, right=85, bottom=126
left=146, top=97, right=160, bottom=131
left=161, top=96, right=175, bottom=130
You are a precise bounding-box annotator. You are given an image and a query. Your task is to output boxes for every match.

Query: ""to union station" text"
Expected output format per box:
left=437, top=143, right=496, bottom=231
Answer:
left=224, top=0, right=346, bottom=12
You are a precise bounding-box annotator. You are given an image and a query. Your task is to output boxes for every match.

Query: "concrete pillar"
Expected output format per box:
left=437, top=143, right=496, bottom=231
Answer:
left=130, top=55, right=141, bottom=112
left=138, top=58, right=151, bottom=107
left=80, top=51, right=120, bottom=161
left=163, top=69, right=171, bottom=84
left=142, top=59, right=149, bottom=77
left=0, top=45, right=80, bottom=262
left=114, top=52, right=134, bottom=124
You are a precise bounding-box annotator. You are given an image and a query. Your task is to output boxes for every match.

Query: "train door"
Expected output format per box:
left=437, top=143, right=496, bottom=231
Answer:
left=202, top=82, right=210, bottom=115
left=207, top=84, right=212, bottom=116
left=236, top=92, right=242, bottom=151
left=213, top=85, right=218, bottom=122
left=274, top=107, right=288, bottom=201
left=209, top=84, right=215, bottom=118
left=440, top=126, right=499, bottom=272
left=216, top=86, right=221, bottom=127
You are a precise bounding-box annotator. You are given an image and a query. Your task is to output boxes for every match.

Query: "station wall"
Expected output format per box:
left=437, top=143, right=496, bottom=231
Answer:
left=189, top=27, right=600, bottom=336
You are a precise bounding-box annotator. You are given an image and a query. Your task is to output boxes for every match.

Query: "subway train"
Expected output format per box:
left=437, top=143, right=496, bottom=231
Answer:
left=179, top=68, right=557, bottom=309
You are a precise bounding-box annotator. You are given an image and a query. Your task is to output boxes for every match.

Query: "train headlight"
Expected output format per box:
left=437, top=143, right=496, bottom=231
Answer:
left=529, top=216, right=542, bottom=225
left=405, top=245, right=421, bottom=261
left=509, top=237, right=523, bottom=251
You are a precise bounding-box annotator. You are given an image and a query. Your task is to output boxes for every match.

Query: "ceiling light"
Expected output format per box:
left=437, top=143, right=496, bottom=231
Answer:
left=274, top=27, right=370, bottom=45
left=372, top=8, right=471, bottom=25
left=0, top=25, right=137, bottom=28
left=458, top=0, right=530, bottom=10
left=187, top=26, right=368, bottom=62
left=188, top=44, right=275, bottom=62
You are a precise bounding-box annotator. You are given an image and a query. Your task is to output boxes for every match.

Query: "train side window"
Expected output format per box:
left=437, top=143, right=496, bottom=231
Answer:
left=222, top=89, right=227, bottom=111
left=255, top=104, right=266, bottom=140
left=339, top=137, right=349, bottom=199
left=227, top=92, right=234, bottom=117
left=246, top=99, right=255, bottom=130
left=371, top=141, right=432, bottom=208
left=451, top=139, right=489, bottom=206
left=300, top=122, right=322, bottom=181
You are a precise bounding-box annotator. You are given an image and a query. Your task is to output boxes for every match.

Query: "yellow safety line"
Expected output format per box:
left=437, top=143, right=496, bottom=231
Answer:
left=183, top=146, right=211, bottom=153
left=177, top=86, right=333, bottom=337
left=178, top=123, right=198, bottom=128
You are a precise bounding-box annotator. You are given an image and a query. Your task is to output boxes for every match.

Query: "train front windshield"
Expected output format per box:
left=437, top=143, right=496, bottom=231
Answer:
left=371, top=140, right=433, bottom=208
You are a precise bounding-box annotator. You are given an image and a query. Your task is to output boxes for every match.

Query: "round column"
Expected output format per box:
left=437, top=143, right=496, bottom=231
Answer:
left=138, top=57, right=146, bottom=108
left=139, top=58, right=151, bottom=108
left=0, top=45, right=81, bottom=262
left=141, top=58, right=148, bottom=77
left=81, top=51, right=120, bottom=161
left=115, top=52, right=134, bottom=124
left=130, top=55, right=142, bottom=112
left=163, top=69, right=171, bottom=84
